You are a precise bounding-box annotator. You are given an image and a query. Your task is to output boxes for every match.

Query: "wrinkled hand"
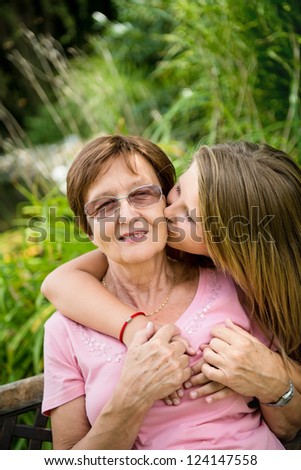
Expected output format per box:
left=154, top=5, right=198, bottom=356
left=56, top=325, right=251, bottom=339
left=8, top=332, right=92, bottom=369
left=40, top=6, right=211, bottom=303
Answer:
left=162, top=333, right=196, bottom=405
left=199, top=318, right=289, bottom=403
left=119, top=322, right=192, bottom=405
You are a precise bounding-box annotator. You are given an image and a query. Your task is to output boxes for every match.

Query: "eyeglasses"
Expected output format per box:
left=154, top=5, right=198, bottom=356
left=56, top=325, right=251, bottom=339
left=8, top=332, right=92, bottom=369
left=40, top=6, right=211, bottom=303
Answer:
left=84, top=184, right=163, bottom=219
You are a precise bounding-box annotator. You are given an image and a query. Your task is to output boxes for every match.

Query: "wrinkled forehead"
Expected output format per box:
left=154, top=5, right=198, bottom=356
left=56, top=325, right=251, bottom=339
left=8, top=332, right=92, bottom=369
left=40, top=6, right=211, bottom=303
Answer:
left=85, top=152, right=160, bottom=202
left=100, top=151, right=141, bottom=177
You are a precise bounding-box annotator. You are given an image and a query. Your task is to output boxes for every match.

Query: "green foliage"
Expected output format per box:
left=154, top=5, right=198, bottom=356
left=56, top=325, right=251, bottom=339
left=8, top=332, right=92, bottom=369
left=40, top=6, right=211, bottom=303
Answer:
left=0, top=189, right=93, bottom=384
left=109, top=0, right=301, bottom=159
left=6, top=29, right=159, bottom=145
left=108, top=0, right=174, bottom=67
left=4, top=1, right=300, bottom=160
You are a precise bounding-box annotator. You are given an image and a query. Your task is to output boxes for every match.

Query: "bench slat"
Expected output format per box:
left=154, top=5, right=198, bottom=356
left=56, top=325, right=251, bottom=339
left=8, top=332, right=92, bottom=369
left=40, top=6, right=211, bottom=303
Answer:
left=0, top=374, right=52, bottom=449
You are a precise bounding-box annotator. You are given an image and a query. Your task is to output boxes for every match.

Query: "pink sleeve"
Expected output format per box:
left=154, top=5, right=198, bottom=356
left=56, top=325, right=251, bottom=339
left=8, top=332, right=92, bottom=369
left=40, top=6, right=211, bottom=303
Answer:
left=42, top=313, right=85, bottom=416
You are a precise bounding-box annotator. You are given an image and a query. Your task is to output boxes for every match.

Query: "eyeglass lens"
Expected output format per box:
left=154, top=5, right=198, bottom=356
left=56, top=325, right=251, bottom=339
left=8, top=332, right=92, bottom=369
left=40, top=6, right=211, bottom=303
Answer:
left=85, top=185, right=162, bottom=218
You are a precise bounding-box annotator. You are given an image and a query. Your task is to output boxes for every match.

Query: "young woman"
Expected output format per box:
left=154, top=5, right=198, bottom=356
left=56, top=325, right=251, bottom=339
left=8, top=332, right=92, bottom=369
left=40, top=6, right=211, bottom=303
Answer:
left=41, top=139, right=301, bottom=443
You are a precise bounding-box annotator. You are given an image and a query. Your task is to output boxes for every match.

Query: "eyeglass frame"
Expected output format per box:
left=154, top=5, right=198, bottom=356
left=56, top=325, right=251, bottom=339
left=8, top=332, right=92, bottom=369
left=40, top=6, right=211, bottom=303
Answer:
left=84, top=183, right=164, bottom=219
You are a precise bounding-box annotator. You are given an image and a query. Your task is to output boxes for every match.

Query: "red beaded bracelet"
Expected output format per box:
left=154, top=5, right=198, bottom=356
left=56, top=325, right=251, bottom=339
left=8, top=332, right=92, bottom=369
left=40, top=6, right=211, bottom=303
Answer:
left=119, top=312, right=146, bottom=343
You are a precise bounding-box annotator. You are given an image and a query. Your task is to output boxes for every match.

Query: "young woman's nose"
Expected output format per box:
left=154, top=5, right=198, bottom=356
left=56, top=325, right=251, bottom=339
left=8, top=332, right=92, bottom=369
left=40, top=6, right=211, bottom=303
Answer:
left=166, top=190, right=176, bottom=206
left=164, top=201, right=178, bottom=220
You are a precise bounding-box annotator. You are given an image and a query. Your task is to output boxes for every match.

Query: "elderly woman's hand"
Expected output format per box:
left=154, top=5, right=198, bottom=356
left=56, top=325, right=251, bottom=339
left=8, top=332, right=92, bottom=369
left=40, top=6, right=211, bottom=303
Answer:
left=123, top=319, right=196, bottom=406
left=163, top=334, right=196, bottom=406
left=119, top=322, right=192, bottom=405
left=192, top=318, right=289, bottom=403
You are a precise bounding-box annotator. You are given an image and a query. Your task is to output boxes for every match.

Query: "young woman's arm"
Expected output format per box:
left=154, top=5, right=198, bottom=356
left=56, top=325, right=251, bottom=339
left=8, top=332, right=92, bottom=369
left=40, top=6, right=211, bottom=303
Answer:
left=41, top=249, right=149, bottom=345
left=259, top=358, right=301, bottom=441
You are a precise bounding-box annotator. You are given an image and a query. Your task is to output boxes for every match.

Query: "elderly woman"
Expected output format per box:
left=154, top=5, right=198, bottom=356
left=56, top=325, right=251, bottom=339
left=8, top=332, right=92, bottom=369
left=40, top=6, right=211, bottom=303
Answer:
left=42, top=135, right=285, bottom=449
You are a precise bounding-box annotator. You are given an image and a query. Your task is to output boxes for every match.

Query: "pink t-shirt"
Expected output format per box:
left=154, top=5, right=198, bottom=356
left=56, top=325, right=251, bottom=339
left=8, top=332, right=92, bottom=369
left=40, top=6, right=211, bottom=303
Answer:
left=42, top=268, right=284, bottom=450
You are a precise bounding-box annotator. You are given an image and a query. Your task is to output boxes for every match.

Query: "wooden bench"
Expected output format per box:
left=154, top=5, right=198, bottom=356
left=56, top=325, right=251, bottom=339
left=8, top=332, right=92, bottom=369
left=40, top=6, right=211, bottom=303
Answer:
left=0, top=374, right=52, bottom=449
left=0, top=374, right=300, bottom=450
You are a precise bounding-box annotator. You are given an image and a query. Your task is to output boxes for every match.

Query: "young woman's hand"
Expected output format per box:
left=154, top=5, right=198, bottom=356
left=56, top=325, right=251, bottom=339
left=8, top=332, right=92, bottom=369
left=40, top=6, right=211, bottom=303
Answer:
left=163, top=387, right=185, bottom=406
left=197, top=319, right=289, bottom=403
left=183, top=356, right=235, bottom=403
left=163, top=355, right=233, bottom=406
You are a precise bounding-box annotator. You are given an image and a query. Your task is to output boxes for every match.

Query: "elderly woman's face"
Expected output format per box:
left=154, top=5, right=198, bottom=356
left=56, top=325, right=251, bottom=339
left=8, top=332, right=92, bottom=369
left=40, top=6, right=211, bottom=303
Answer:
left=85, top=154, right=167, bottom=265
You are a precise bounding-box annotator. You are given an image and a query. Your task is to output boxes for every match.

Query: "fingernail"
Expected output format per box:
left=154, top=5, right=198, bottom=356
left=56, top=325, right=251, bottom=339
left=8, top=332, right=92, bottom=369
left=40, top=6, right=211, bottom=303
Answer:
left=184, top=381, right=192, bottom=389
left=165, top=399, right=172, bottom=406
left=177, top=389, right=184, bottom=397
left=172, top=398, right=180, bottom=405
left=190, top=391, right=198, bottom=399
left=146, top=321, right=153, bottom=330
left=205, top=396, right=213, bottom=404
left=189, top=347, right=196, bottom=354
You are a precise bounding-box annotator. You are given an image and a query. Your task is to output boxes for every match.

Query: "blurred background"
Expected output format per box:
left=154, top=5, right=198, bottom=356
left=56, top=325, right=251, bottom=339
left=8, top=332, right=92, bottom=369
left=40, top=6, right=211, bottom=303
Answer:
left=0, top=0, right=300, bottom=386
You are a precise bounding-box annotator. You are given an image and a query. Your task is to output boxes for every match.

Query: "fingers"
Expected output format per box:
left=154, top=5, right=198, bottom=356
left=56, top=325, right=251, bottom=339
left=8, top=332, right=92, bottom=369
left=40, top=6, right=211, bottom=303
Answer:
left=164, top=383, right=234, bottom=405
left=202, top=345, right=224, bottom=369
left=208, top=324, right=236, bottom=345
left=152, top=321, right=164, bottom=334
left=188, top=381, right=226, bottom=400
left=163, top=396, right=173, bottom=406
left=200, top=386, right=235, bottom=404
left=163, top=388, right=184, bottom=406
left=224, top=318, right=252, bottom=336
left=151, top=324, right=195, bottom=356
left=181, top=363, right=192, bottom=384
left=150, top=323, right=181, bottom=343
left=201, top=361, right=226, bottom=384
left=184, top=371, right=208, bottom=389
left=129, top=321, right=155, bottom=348
left=171, top=334, right=196, bottom=356
left=210, top=319, right=261, bottom=345
left=133, top=322, right=196, bottom=357
left=224, top=318, right=261, bottom=344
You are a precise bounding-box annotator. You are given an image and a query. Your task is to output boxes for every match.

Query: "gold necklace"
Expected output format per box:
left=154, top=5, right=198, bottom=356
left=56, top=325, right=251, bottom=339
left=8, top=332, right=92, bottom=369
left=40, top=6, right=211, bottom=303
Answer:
left=102, top=276, right=173, bottom=317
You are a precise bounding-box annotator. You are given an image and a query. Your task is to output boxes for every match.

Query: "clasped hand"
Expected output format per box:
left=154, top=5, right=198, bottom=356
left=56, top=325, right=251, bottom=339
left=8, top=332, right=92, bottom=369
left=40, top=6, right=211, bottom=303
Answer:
left=164, top=318, right=285, bottom=406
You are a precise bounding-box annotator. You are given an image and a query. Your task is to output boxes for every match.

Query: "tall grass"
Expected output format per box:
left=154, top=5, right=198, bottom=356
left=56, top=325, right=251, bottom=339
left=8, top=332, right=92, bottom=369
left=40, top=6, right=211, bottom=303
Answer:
left=94, top=0, right=299, bottom=161
left=142, top=0, right=300, bottom=158
left=3, top=27, right=158, bottom=148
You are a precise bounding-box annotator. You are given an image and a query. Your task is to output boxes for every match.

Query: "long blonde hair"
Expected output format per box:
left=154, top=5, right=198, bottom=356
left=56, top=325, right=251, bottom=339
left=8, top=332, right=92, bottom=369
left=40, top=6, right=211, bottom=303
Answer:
left=194, top=142, right=301, bottom=362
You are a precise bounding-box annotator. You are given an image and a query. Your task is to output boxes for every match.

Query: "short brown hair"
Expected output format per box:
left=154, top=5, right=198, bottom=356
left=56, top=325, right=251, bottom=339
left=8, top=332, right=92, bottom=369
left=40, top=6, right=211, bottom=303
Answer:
left=67, top=135, right=175, bottom=234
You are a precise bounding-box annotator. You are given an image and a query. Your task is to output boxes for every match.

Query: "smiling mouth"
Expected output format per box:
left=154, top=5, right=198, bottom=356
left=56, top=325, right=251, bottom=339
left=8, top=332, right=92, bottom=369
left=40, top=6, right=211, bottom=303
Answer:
left=119, top=231, right=148, bottom=242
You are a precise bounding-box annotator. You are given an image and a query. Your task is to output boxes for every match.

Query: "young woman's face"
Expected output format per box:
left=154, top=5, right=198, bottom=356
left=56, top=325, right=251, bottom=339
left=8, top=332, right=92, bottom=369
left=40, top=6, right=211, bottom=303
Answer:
left=164, top=161, right=209, bottom=256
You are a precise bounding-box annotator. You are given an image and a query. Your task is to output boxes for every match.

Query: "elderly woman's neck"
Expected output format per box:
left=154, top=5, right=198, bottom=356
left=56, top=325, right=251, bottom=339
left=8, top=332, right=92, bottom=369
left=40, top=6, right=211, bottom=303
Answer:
left=106, top=254, right=174, bottom=289
left=103, top=254, right=177, bottom=312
